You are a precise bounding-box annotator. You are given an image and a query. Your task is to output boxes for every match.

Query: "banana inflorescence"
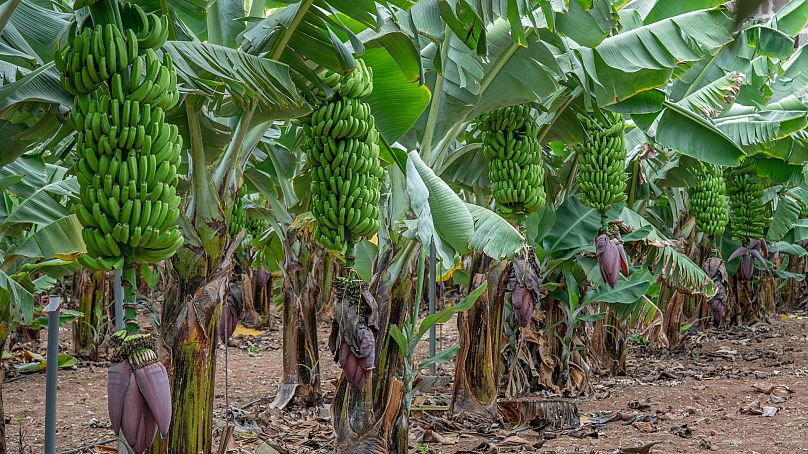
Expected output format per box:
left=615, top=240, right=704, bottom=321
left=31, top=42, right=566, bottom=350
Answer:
left=107, top=331, right=171, bottom=453
left=479, top=104, right=546, bottom=218
left=57, top=3, right=183, bottom=271
left=688, top=164, right=729, bottom=237
left=724, top=159, right=768, bottom=241
left=302, top=60, right=382, bottom=255
left=575, top=112, right=627, bottom=215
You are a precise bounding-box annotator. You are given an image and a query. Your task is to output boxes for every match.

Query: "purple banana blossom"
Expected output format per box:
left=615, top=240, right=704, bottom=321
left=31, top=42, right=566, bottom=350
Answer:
left=218, top=284, right=243, bottom=344
left=107, top=332, right=172, bottom=453
left=337, top=328, right=375, bottom=389
left=596, top=233, right=628, bottom=288
left=727, top=240, right=769, bottom=280
left=511, top=284, right=535, bottom=327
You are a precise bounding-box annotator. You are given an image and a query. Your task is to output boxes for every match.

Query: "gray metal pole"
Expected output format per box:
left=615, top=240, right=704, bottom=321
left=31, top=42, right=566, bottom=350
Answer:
left=44, top=295, right=61, bottom=454
left=113, top=269, right=124, bottom=331
left=428, top=242, right=436, bottom=376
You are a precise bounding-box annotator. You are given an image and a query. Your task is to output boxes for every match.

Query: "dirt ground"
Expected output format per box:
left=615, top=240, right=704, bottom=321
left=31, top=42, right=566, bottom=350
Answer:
left=4, top=311, right=808, bottom=453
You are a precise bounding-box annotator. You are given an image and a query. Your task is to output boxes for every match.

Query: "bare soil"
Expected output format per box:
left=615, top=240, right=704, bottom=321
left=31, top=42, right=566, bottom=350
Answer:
left=4, top=312, right=808, bottom=453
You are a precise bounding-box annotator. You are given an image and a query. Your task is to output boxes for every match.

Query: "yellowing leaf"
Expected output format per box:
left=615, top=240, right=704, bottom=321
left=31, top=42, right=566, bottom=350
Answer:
left=233, top=324, right=264, bottom=337
left=438, top=260, right=462, bottom=282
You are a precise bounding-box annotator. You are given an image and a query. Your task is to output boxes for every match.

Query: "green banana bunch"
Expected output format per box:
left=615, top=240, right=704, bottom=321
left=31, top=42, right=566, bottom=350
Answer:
left=688, top=164, right=729, bottom=237
left=574, top=111, right=627, bottom=214
left=229, top=190, right=245, bottom=239
left=119, top=2, right=170, bottom=51
left=800, top=200, right=808, bottom=219
left=304, top=60, right=382, bottom=255
left=479, top=104, right=546, bottom=218
left=57, top=2, right=184, bottom=271
left=724, top=159, right=769, bottom=241
left=246, top=217, right=268, bottom=237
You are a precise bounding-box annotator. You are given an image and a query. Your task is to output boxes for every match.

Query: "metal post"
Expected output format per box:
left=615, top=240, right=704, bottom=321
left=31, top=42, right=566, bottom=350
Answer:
left=428, top=242, right=437, bottom=376
left=44, top=295, right=61, bottom=454
left=113, top=269, right=124, bottom=331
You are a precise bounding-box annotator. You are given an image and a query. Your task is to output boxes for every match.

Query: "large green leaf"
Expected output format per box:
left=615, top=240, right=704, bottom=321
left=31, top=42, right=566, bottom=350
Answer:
left=465, top=203, right=524, bottom=260
left=6, top=215, right=85, bottom=259
left=242, top=1, right=361, bottom=73
left=783, top=219, right=808, bottom=243
left=641, top=0, right=727, bottom=24
left=0, top=111, right=69, bottom=167
left=0, top=63, right=72, bottom=113
left=714, top=110, right=808, bottom=150
left=555, top=0, right=617, bottom=47
left=407, top=151, right=473, bottom=255
left=544, top=196, right=602, bottom=254
left=1, top=177, right=77, bottom=227
left=767, top=193, right=802, bottom=242
left=352, top=239, right=377, bottom=281
left=5, top=0, right=70, bottom=63
left=584, top=268, right=654, bottom=304
left=205, top=0, right=245, bottom=47
left=768, top=0, right=808, bottom=38
left=579, top=9, right=734, bottom=105
left=163, top=41, right=309, bottom=118
left=771, top=46, right=808, bottom=102
left=360, top=32, right=430, bottom=143
left=654, top=101, right=745, bottom=166
left=0, top=269, right=34, bottom=324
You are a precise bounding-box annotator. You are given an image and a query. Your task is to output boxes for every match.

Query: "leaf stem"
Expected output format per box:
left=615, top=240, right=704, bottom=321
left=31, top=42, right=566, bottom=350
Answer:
left=212, top=99, right=258, bottom=191
left=421, top=25, right=451, bottom=164
left=270, top=0, right=316, bottom=60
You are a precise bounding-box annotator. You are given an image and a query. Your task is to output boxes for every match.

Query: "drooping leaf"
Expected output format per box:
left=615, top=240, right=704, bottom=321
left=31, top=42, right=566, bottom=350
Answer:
left=1, top=177, right=77, bottom=227
left=352, top=240, right=378, bottom=282
left=767, top=194, right=802, bottom=242
left=465, top=203, right=524, bottom=260
left=163, top=41, right=309, bottom=118
left=407, top=151, right=474, bottom=255
left=584, top=268, right=653, bottom=304
left=0, top=63, right=72, bottom=113
left=579, top=9, right=734, bottom=105
left=6, top=215, right=85, bottom=259
left=655, top=101, right=745, bottom=166
left=361, top=41, right=430, bottom=143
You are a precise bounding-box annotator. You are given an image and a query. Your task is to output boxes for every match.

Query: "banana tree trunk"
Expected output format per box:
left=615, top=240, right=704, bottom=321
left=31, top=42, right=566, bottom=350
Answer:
left=450, top=256, right=508, bottom=417
left=787, top=249, right=807, bottom=308
left=253, top=267, right=272, bottom=324
left=0, top=321, right=8, bottom=453
left=149, top=268, right=231, bottom=454
left=73, top=270, right=106, bottom=359
left=271, top=240, right=324, bottom=409
left=332, top=259, right=411, bottom=454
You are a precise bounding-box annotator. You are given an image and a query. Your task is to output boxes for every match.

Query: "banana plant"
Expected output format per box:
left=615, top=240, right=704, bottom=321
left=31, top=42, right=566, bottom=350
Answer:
left=0, top=165, right=86, bottom=452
